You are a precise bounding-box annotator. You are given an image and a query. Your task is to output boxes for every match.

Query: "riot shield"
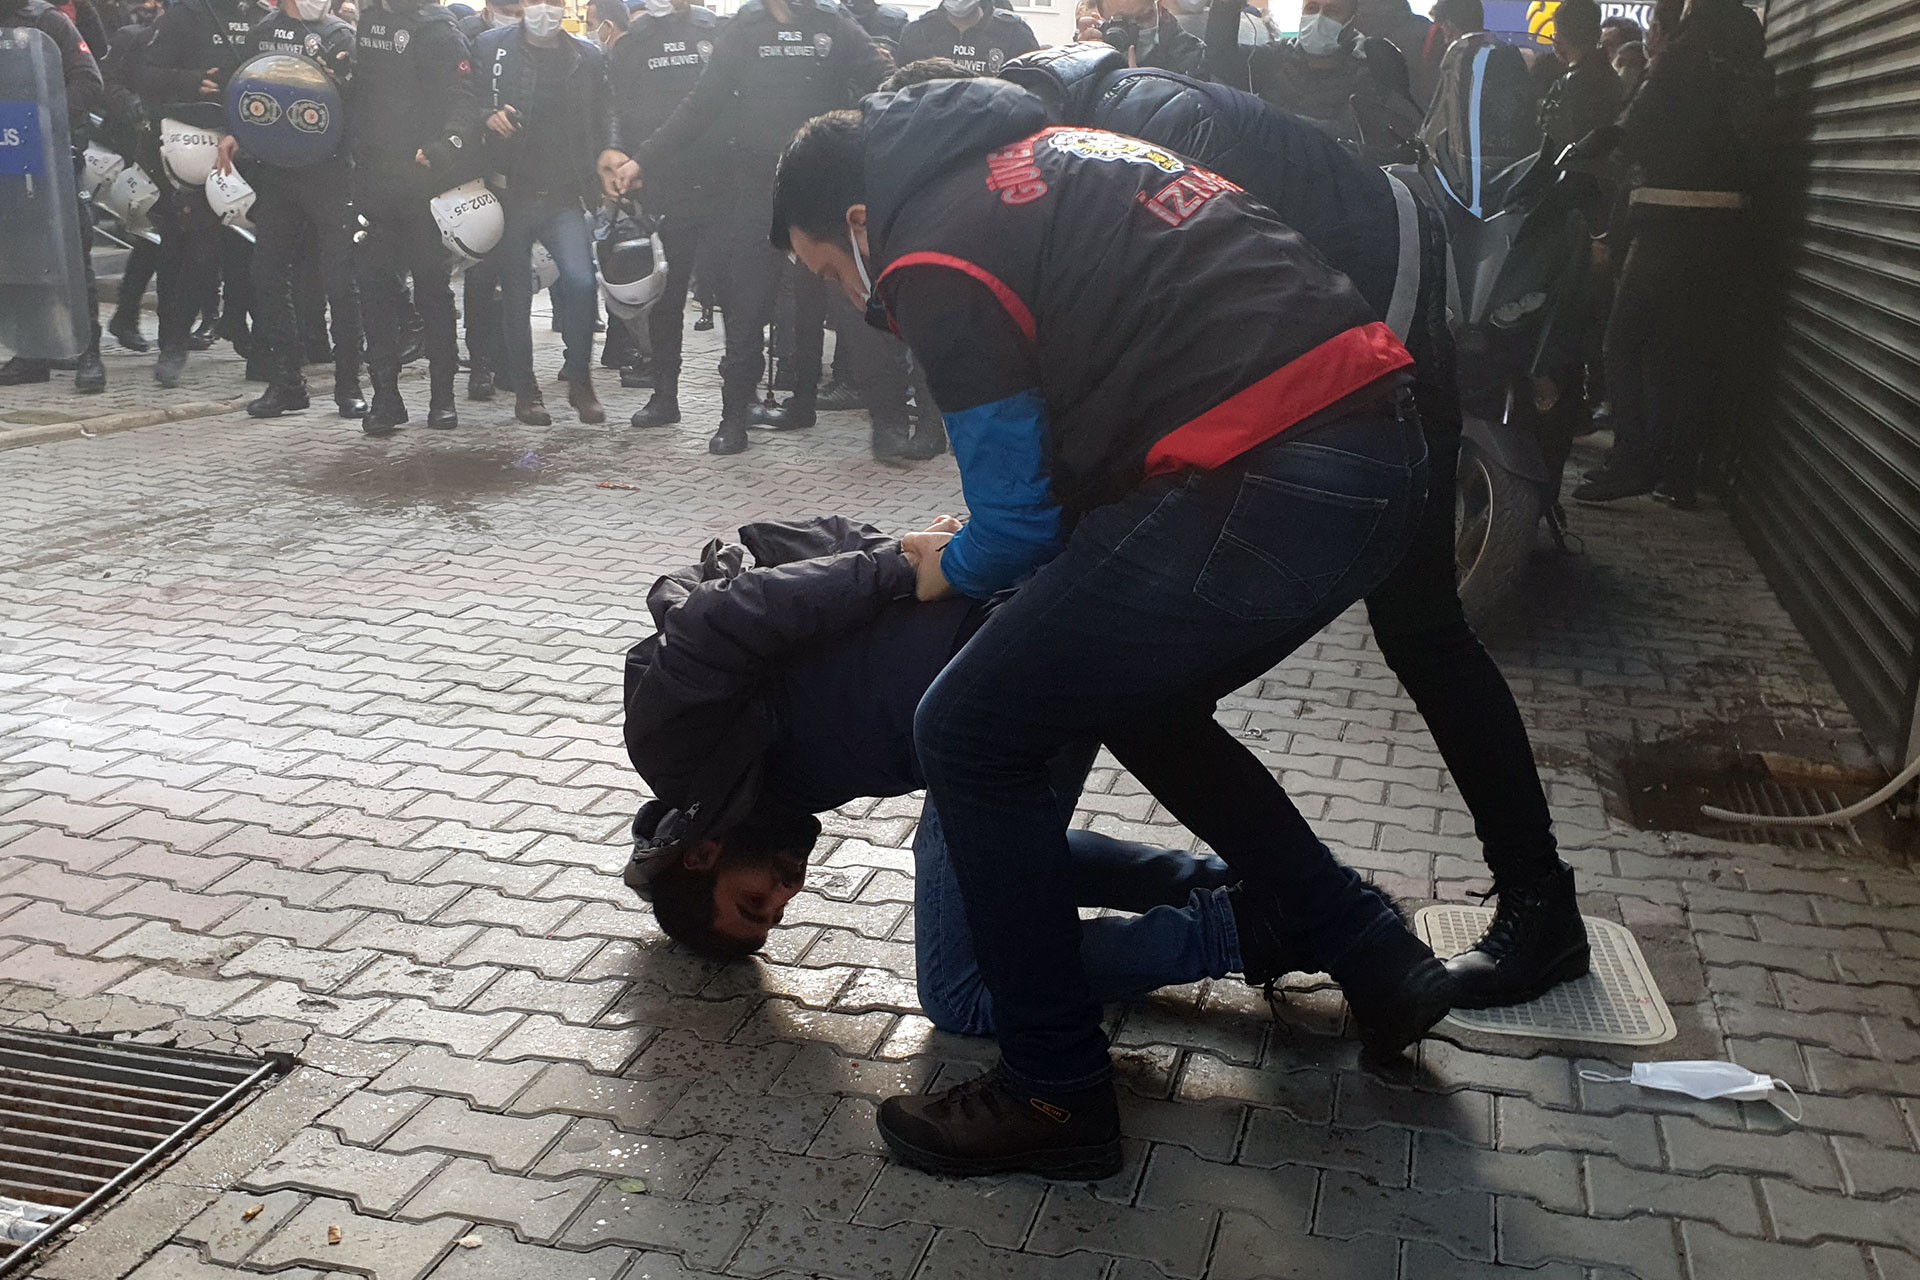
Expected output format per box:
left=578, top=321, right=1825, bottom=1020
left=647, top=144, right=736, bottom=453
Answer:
left=0, top=26, right=88, bottom=361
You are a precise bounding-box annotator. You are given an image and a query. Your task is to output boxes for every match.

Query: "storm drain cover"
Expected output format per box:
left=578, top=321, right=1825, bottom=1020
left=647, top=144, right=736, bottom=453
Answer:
left=1414, top=906, right=1677, bottom=1046
left=0, top=1029, right=284, bottom=1276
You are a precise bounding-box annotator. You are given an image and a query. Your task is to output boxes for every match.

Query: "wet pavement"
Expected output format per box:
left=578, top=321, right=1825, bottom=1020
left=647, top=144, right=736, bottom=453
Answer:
left=3, top=310, right=1919, bottom=1280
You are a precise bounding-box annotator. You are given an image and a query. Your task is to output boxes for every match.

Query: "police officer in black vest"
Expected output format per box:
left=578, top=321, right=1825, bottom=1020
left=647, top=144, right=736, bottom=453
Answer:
left=603, top=0, right=725, bottom=429
left=216, top=0, right=365, bottom=420
left=133, top=0, right=257, bottom=386
left=454, top=0, right=516, bottom=400
left=599, top=0, right=887, bottom=456
left=0, top=0, right=105, bottom=392
left=897, top=0, right=1037, bottom=74
left=350, top=0, right=480, bottom=434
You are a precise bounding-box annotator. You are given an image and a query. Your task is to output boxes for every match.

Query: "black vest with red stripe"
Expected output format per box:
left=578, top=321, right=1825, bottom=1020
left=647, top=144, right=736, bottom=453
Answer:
left=866, top=79, right=1410, bottom=519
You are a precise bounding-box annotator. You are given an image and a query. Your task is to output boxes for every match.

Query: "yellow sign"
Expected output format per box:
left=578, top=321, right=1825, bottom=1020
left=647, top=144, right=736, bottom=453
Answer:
left=1527, top=0, right=1559, bottom=41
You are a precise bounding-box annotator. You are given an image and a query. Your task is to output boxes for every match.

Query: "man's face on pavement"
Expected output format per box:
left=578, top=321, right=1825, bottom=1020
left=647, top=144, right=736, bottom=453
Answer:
left=708, top=850, right=808, bottom=949
left=790, top=207, right=873, bottom=313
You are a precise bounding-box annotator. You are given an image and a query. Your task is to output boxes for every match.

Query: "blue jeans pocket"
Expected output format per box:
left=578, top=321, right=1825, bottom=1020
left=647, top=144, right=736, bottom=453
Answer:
left=1194, top=472, right=1389, bottom=622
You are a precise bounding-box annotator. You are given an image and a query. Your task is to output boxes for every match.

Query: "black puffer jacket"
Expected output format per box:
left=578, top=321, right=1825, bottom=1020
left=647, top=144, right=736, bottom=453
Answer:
left=622, top=517, right=919, bottom=842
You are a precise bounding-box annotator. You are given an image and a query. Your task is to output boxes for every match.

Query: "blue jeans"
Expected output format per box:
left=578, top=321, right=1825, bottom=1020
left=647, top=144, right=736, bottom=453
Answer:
left=914, top=799, right=1239, bottom=1037
left=497, top=193, right=597, bottom=388
left=914, top=401, right=1427, bottom=1093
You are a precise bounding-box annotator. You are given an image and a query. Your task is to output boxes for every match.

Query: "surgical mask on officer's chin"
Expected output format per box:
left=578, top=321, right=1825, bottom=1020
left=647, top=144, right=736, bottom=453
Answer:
left=522, top=1, right=563, bottom=36
left=849, top=224, right=873, bottom=305
left=941, top=0, right=979, bottom=17
left=288, top=0, right=328, bottom=20
left=1297, top=11, right=1345, bottom=56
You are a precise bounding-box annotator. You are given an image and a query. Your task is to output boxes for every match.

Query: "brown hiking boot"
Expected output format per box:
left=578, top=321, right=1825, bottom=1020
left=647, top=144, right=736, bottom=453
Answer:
left=876, top=1066, right=1122, bottom=1179
left=569, top=373, right=606, bottom=425
left=515, top=389, right=552, bottom=427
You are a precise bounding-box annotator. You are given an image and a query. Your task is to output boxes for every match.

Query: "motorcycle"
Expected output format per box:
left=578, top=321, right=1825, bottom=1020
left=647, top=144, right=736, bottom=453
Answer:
left=1357, top=34, right=1600, bottom=626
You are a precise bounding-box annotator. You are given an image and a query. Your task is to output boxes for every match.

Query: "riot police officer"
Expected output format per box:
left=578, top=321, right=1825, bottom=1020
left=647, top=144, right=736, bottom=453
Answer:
left=603, top=0, right=725, bottom=429
left=600, top=0, right=887, bottom=456
left=350, top=0, right=480, bottom=434
left=0, top=0, right=106, bottom=392
left=134, top=0, right=257, bottom=386
left=216, top=0, right=366, bottom=420
left=897, top=0, right=1037, bottom=74
left=455, top=0, right=517, bottom=399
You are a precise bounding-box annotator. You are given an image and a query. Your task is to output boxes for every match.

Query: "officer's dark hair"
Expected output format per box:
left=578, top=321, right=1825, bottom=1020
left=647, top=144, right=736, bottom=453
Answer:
left=879, top=57, right=981, bottom=91
left=769, top=109, right=868, bottom=253
left=589, top=0, right=628, bottom=30
left=1599, top=14, right=1642, bottom=42
left=651, top=807, right=822, bottom=962
left=1430, top=0, right=1483, bottom=30
left=1553, top=0, right=1601, bottom=45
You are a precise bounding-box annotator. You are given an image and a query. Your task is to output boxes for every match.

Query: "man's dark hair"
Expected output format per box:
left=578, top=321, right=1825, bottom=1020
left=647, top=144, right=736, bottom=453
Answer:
left=880, top=57, right=982, bottom=91
left=1430, top=0, right=1483, bottom=30
left=1600, top=14, right=1642, bottom=41
left=770, top=109, right=868, bottom=253
left=589, top=0, right=629, bottom=29
left=651, top=807, right=823, bottom=962
left=1554, top=0, right=1601, bottom=45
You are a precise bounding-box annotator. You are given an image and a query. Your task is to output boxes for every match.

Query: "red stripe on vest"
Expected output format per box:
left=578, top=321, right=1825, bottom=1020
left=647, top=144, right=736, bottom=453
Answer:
left=1144, top=322, right=1414, bottom=476
left=877, top=252, right=1037, bottom=344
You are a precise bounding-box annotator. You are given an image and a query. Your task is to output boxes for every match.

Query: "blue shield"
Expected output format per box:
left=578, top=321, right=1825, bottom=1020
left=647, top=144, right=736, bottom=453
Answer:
left=226, top=52, right=343, bottom=169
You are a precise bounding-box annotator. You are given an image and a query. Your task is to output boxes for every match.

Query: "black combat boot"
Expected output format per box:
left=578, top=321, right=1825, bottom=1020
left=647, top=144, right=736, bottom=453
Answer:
left=877, top=1067, right=1122, bottom=1180
left=427, top=362, right=458, bottom=429
left=630, top=375, right=680, bottom=428
left=363, top=365, right=407, bottom=436
left=154, top=348, right=188, bottom=387
left=247, top=380, right=311, bottom=418
left=1444, top=861, right=1590, bottom=1009
left=710, top=383, right=753, bottom=455
left=467, top=362, right=495, bottom=401
left=75, top=347, right=106, bottom=394
left=0, top=357, right=51, bottom=385
left=871, top=417, right=913, bottom=461
left=334, top=358, right=368, bottom=419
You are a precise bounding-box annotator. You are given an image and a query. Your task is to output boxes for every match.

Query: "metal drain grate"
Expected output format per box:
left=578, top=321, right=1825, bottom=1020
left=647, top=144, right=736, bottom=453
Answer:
left=0, top=1029, right=285, bottom=1276
left=1415, top=906, right=1677, bottom=1046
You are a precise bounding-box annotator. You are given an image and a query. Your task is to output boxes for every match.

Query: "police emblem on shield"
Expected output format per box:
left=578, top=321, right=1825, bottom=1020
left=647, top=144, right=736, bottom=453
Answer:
left=814, top=32, right=831, bottom=54
left=239, top=90, right=282, bottom=126
left=696, top=38, right=712, bottom=60
left=289, top=99, right=330, bottom=133
left=393, top=27, right=410, bottom=51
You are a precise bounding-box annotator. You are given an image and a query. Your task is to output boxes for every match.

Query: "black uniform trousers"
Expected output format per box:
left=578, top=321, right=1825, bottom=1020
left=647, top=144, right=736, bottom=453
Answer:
left=153, top=181, right=224, bottom=355
left=251, top=159, right=361, bottom=389
left=354, top=175, right=458, bottom=383
left=717, top=176, right=823, bottom=410
left=647, top=198, right=720, bottom=383
left=463, top=254, right=504, bottom=379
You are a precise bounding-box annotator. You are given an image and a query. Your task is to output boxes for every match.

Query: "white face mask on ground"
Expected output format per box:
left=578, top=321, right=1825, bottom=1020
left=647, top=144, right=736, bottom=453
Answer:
left=289, top=0, right=329, bottom=20
left=522, top=2, right=563, bottom=36
left=1297, top=11, right=1345, bottom=55
left=1580, top=1061, right=1804, bottom=1121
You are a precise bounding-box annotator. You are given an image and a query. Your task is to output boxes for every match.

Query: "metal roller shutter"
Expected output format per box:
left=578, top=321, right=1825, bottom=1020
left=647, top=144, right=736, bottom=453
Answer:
left=1733, top=0, right=1920, bottom=762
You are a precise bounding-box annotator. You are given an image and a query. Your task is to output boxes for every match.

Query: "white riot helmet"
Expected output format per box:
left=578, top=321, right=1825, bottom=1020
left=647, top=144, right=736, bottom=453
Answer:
left=599, top=231, right=668, bottom=320
left=158, top=116, right=223, bottom=187
left=102, top=166, right=162, bottom=242
left=429, top=180, right=504, bottom=263
left=205, top=166, right=257, bottom=239
left=81, top=143, right=125, bottom=198
left=530, top=241, right=558, bottom=292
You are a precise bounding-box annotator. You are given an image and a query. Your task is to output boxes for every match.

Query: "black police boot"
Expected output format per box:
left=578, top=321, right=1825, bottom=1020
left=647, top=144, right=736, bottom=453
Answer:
left=710, top=384, right=753, bottom=455
left=872, top=417, right=913, bottom=461
left=693, top=304, right=715, bottom=332
left=877, top=1066, right=1122, bottom=1181
left=0, top=357, right=51, bottom=385
left=75, top=347, right=106, bottom=394
left=108, top=311, right=150, bottom=353
left=1319, top=885, right=1455, bottom=1060
left=467, top=363, right=495, bottom=401
left=619, top=362, right=652, bottom=389
left=1444, top=862, right=1590, bottom=1010
left=188, top=314, right=219, bottom=351
left=334, top=361, right=368, bottom=419
left=901, top=420, right=949, bottom=461
left=427, top=364, right=458, bottom=430
left=154, top=348, right=187, bottom=388
left=363, top=366, right=407, bottom=437
left=630, top=376, right=680, bottom=428
left=248, top=380, right=311, bottom=418
left=753, top=392, right=817, bottom=431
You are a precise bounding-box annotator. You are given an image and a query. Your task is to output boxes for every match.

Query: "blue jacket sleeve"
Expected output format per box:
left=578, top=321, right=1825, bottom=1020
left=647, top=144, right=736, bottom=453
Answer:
left=940, top=390, right=1065, bottom=599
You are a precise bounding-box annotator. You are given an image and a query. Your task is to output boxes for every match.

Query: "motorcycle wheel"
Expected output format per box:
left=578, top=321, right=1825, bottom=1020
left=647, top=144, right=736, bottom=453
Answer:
left=1456, top=438, right=1544, bottom=630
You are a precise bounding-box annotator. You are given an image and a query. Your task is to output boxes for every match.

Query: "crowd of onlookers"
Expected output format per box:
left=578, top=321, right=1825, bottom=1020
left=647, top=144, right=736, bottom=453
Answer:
left=4, top=0, right=1770, bottom=494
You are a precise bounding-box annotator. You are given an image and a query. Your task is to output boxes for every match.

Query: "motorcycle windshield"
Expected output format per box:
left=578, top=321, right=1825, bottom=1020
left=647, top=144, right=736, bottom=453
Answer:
left=1420, top=34, right=1539, bottom=218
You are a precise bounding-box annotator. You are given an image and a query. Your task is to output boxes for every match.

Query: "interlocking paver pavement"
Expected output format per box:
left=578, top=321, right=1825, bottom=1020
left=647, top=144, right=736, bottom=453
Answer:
left=7, top=307, right=1920, bottom=1280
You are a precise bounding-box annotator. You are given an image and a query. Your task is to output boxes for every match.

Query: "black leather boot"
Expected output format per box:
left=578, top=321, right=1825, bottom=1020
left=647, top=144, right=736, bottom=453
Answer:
left=871, top=418, right=913, bottom=460
left=1273, top=876, right=1453, bottom=1060
left=467, top=363, right=495, bottom=401
left=108, top=312, right=149, bottom=352
left=753, top=393, right=817, bottom=431
left=0, top=356, right=51, bottom=385
left=877, top=1066, right=1122, bottom=1180
left=630, top=376, right=680, bottom=428
left=248, top=380, right=311, bottom=418
left=75, top=347, right=106, bottom=393
left=427, top=363, right=458, bottom=429
left=1444, top=862, right=1590, bottom=1009
left=710, top=384, right=753, bottom=455
left=334, top=360, right=368, bottom=419
left=363, top=365, right=407, bottom=436
left=154, top=349, right=187, bottom=387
